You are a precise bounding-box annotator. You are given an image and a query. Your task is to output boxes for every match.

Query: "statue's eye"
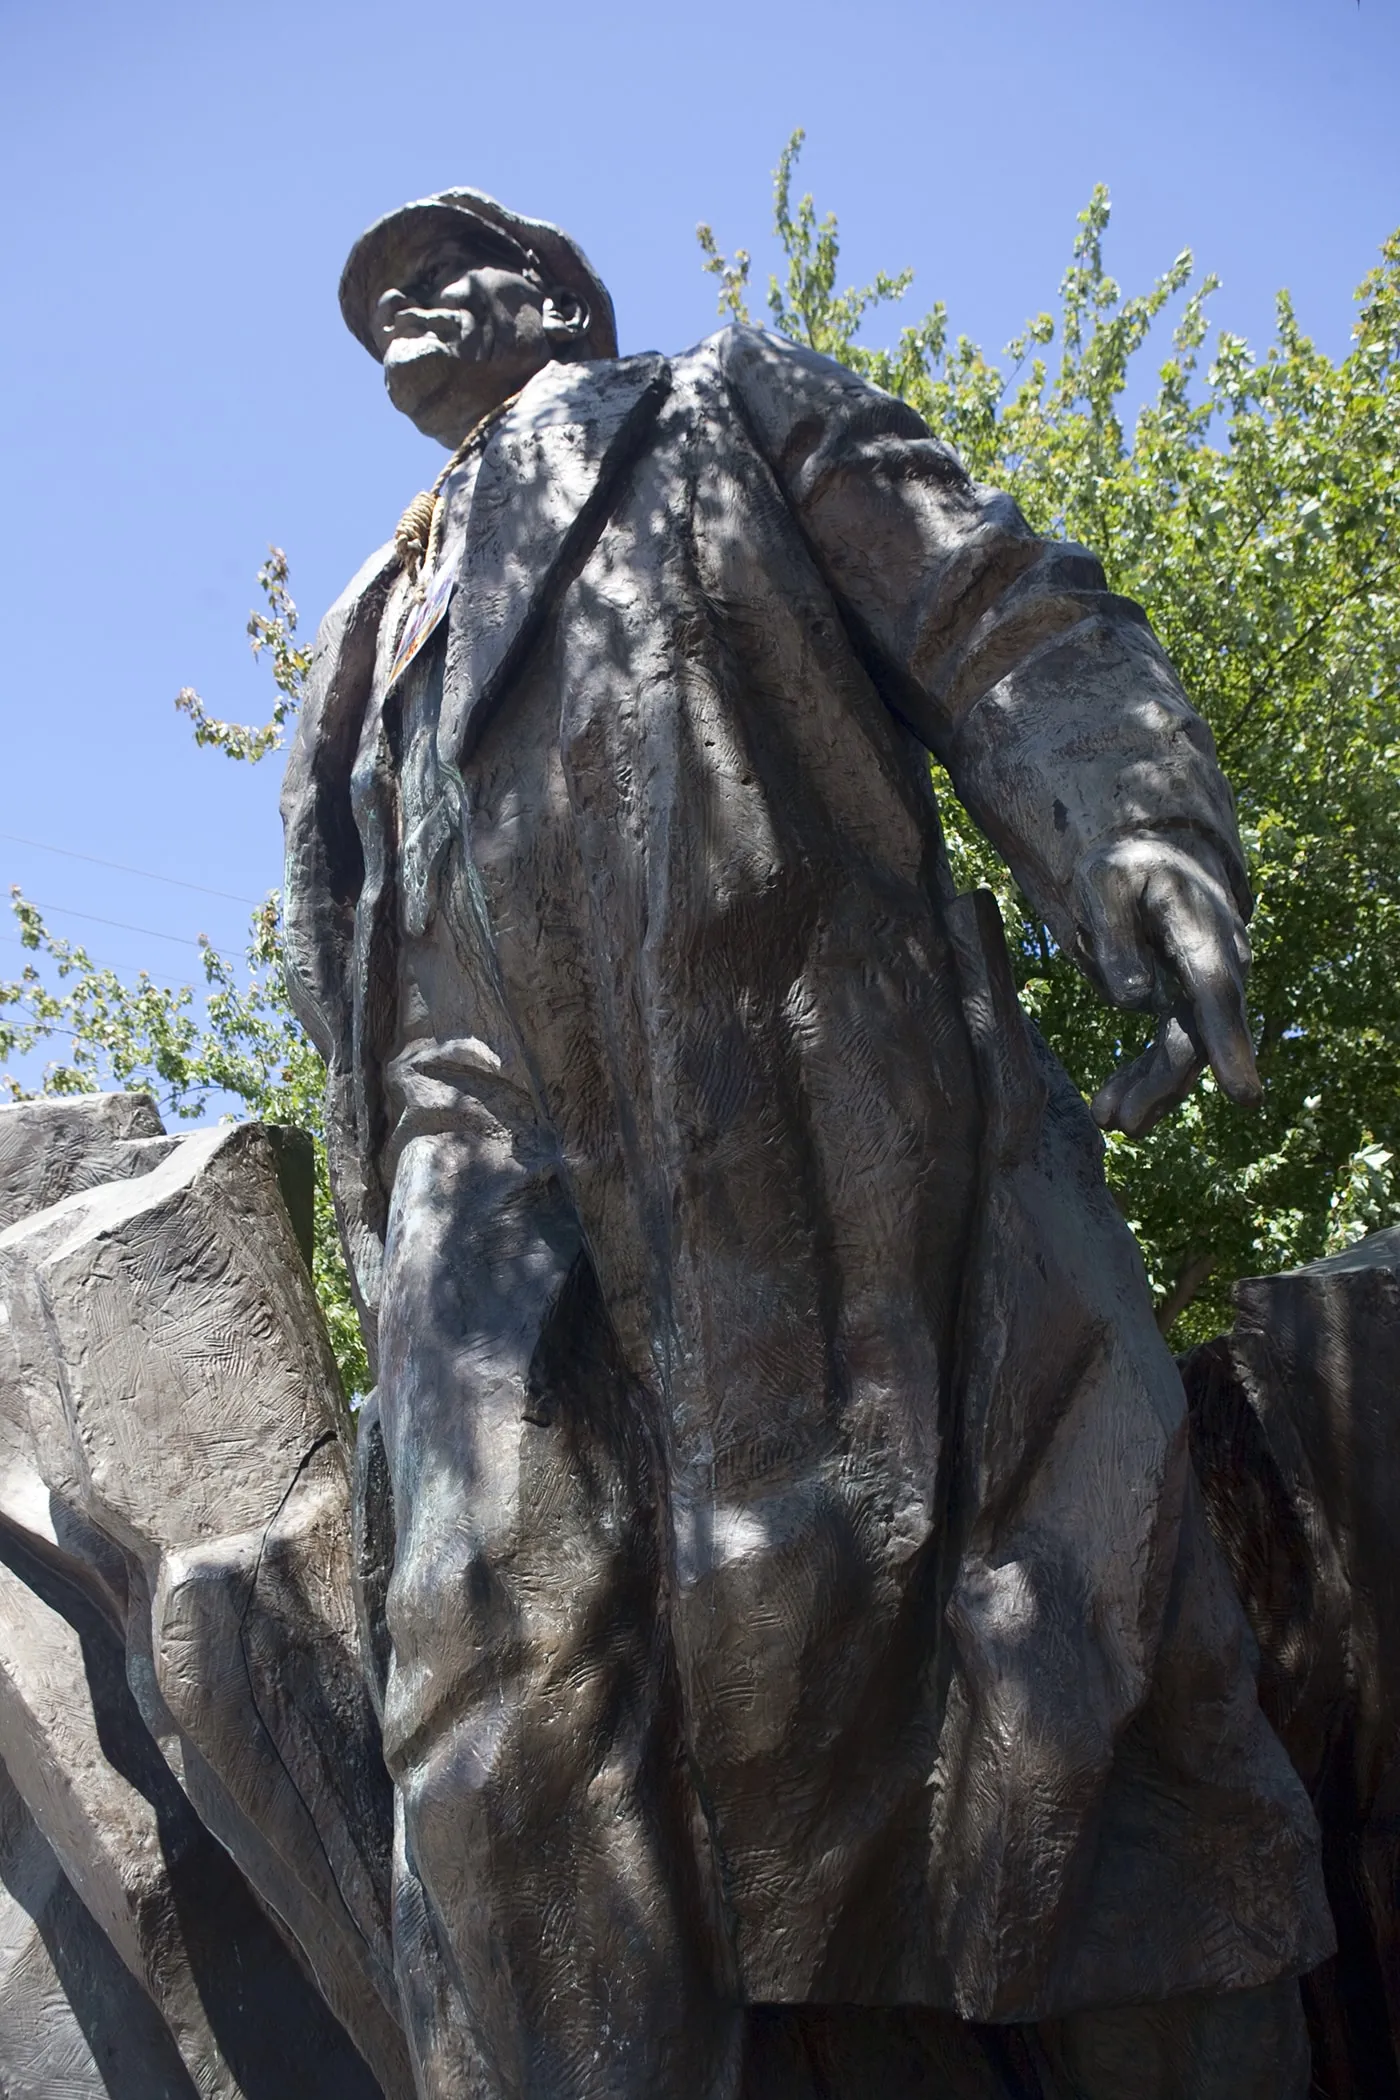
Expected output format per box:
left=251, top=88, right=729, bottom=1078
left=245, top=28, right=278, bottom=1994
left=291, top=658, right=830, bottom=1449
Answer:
left=406, top=253, right=461, bottom=304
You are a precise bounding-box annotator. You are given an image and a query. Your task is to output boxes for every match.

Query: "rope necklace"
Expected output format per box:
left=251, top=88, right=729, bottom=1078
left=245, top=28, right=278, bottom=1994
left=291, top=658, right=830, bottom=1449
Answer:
left=391, top=388, right=524, bottom=592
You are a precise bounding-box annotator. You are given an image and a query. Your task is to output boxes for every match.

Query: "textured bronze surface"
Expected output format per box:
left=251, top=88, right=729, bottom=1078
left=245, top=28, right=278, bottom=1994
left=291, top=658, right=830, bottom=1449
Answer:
left=1185, top=1230, right=1400, bottom=2097
left=278, top=191, right=1333, bottom=2096
left=0, top=1095, right=409, bottom=2098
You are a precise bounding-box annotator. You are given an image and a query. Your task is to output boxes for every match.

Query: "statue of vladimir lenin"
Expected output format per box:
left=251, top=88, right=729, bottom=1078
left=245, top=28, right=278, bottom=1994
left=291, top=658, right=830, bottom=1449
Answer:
left=282, top=189, right=1332, bottom=2100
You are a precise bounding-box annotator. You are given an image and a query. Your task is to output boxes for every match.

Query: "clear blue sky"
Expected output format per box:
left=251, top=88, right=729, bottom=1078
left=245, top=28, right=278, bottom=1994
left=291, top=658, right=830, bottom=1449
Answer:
left=1, top=0, right=1397, bottom=993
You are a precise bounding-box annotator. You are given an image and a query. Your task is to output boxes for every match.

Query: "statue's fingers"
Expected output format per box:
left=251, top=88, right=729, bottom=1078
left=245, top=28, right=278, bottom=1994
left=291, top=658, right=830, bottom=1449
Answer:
left=1092, top=1015, right=1204, bottom=1137
left=1146, top=871, right=1261, bottom=1108
left=1077, top=857, right=1154, bottom=1008
left=1090, top=1053, right=1142, bottom=1131
left=1197, top=992, right=1261, bottom=1107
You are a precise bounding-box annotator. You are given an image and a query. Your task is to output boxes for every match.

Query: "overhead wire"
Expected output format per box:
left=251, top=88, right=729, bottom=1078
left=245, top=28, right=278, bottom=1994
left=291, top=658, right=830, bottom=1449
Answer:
left=0, top=830, right=264, bottom=907
left=16, top=902, right=211, bottom=950
left=0, top=932, right=190, bottom=976
left=0, top=840, right=255, bottom=1115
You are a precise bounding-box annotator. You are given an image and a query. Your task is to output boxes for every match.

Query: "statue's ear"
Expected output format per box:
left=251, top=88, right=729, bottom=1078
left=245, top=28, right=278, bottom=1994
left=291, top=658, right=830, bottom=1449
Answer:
left=542, top=286, right=591, bottom=353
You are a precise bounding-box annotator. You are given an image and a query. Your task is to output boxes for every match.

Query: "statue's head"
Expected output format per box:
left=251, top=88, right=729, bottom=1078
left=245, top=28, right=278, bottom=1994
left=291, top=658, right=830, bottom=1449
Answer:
left=339, top=189, right=618, bottom=447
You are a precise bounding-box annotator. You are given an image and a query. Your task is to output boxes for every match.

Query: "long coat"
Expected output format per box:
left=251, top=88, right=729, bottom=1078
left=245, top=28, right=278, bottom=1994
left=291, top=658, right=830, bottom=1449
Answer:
left=282, top=327, right=1330, bottom=2031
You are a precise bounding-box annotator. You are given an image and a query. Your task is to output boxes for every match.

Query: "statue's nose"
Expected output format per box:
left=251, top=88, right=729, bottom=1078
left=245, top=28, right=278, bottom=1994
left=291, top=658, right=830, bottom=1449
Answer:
left=374, top=286, right=410, bottom=340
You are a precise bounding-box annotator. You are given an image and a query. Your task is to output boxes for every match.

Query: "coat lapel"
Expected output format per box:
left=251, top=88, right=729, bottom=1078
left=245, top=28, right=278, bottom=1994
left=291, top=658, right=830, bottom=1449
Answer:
left=438, top=351, right=671, bottom=772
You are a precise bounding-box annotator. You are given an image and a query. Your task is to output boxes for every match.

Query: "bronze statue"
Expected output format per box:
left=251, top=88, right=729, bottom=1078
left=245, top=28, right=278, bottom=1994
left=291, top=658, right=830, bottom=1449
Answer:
left=280, top=189, right=1333, bottom=2097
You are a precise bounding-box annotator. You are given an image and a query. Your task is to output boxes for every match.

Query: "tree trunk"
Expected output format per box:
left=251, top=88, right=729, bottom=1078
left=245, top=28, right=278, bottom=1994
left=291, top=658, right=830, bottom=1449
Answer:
left=1156, top=1250, right=1216, bottom=1336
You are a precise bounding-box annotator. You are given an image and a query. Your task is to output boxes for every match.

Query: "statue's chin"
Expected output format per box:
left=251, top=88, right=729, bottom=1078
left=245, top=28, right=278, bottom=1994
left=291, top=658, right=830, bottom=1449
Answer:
left=384, top=339, right=457, bottom=417
left=383, top=342, right=502, bottom=446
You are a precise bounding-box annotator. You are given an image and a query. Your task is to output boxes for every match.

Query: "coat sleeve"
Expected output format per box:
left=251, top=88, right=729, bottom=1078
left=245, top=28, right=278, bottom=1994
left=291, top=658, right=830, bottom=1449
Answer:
left=281, top=541, right=401, bottom=1348
left=718, top=326, right=1249, bottom=961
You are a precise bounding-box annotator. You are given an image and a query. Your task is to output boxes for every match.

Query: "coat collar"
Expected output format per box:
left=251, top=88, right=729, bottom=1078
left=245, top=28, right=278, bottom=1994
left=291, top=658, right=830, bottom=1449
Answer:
left=437, top=350, right=671, bottom=773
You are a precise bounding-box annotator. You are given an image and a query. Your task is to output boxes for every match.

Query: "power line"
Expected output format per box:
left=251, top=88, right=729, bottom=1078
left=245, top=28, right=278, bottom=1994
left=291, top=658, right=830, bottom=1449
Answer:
left=18, top=901, right=210, bottom=951
left=0, top=935, right=200, bottom=979
left=0, top=932, right=123, bottom=972
left=0, top=830, right=264, bottom=906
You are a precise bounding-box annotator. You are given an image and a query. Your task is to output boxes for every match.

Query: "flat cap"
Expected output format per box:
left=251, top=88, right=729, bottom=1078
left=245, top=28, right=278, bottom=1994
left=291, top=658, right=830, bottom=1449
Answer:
left=339, top=188, right=618, bottom=363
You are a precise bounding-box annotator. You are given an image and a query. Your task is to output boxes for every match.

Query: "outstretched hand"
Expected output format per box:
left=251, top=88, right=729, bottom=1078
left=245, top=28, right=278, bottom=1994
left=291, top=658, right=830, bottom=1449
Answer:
left=1073, top=836, right=1261, bottom=1139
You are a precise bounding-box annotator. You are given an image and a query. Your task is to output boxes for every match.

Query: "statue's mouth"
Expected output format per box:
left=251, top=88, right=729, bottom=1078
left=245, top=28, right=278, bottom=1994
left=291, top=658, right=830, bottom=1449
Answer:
left=386, top=330, right=457, bottom=365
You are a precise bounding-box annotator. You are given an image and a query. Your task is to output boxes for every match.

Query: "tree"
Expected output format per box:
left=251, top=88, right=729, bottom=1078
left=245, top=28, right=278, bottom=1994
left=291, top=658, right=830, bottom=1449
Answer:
left=704, top=135, right=1400, bottom=1341
left=5, top=143, right=1398, bottom=1358
left=0, top=563, right=369, bottom=1400
left=172, top=547, right=311, bottom=762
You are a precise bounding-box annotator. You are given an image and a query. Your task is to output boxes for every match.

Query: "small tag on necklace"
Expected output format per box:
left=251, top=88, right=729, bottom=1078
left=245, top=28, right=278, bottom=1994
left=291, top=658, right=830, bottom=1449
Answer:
left=389, top=454, right=479, bottom=687
left=390, top=552, right=457, bottom=685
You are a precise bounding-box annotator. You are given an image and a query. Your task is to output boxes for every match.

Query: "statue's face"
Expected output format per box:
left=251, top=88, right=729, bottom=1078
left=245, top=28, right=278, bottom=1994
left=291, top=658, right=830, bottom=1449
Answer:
left=374, top=233, right=555, bottom=446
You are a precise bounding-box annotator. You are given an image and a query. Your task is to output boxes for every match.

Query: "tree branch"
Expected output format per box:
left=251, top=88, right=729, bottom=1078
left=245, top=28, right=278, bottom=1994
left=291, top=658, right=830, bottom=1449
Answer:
left=1155, top=1250, right=1217, bottom=1335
